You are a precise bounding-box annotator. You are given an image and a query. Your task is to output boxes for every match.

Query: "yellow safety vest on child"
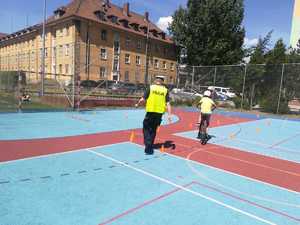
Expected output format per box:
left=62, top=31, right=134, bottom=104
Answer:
left=199, top=97, right=215, bottom=114
left=146, top=84, right=168, bottom=113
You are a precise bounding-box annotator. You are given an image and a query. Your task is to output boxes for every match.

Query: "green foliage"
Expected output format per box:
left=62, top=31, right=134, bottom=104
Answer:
left=169, top=0, right=245, bottom=65
left=260, top=94, right=289, bottom=114
left=0, top=71, right=19, bottom=91
left=232, top=96, right=250, bottom=110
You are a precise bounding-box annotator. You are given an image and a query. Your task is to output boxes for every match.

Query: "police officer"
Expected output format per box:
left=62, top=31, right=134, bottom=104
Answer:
left=135, top=76, right=172, bottom=155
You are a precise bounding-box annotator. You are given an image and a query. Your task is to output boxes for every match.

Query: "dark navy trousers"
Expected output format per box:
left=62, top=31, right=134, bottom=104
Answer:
left=143, top=112, right=163, bottom=154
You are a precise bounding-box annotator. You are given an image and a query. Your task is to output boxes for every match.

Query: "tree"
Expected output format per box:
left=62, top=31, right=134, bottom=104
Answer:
left=169, top=0, right=245, bottom=66
left=260, top=39, right=289, bottom=113
left=243, top=31, right=272, bottom=109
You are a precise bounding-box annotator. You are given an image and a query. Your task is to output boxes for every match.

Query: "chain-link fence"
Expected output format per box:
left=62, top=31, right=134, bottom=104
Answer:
left=0, top=42, right=148, bottom=112
left=176, top=63, right=300, bottom=114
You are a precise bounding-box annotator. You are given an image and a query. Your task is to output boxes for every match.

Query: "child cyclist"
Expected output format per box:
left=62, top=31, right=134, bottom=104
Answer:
left=197, top=90, right=217, bottom=144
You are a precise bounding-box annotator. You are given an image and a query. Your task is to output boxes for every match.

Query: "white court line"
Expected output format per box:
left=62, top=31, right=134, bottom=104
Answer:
left=87, top=149, right=277, bottom=225
left=174, top=131, right=300, bottom=163
left=130, top=142, right=300, bottom=196
left=2, top=141, right=299, bottom=196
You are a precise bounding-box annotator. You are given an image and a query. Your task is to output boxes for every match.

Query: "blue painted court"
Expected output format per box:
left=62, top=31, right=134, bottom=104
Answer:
left=0, top=109, right=178, bottom=140
left=176, top=118, right=300, bottom=163
left=1, top=142, right=299, bottom=225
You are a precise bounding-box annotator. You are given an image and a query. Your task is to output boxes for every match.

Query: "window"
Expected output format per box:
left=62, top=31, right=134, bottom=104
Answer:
left=100, top=48, right=107, bottom=60
left=59, top=45, right=63, bottom=56
left=163, top=61, right=167, bottom=69
left=170, top=63, right=174, bottom=71
left=137, top=40, right=142, bottom=49
left=111, top=15, right=118, bottom=24
left=66, top=27, right=70, bottom=36
left=65, top=64, right=69, bottom=74
left=100, top=67, right=107, bottom=78
left=101, top=30, right=107, bottom=41
left=125, top=37, right=131, bottom=47
left=95, top=11, right=106, bottom=21
left=125, top=53, right=130, bottom=64
left=125, top=71, right=129, bottom=82
left=154, top=59, right=159, bottom=69
left=52, top=65, right=56, bottom=74
left=59, top=64, right=62, bottom=74
left=136, top=55, right=141, bottom=65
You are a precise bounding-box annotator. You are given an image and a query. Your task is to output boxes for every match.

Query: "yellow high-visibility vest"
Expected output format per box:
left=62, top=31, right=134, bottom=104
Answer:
left=146, top=84, right=168, bottom=113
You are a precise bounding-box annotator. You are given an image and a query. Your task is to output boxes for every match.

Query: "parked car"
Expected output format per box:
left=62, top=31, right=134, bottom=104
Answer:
left=208, top=86, right=236, bottom=98
left=110, top=82, right=137, bottom=94
left=80, top=80, right=98, bottom=88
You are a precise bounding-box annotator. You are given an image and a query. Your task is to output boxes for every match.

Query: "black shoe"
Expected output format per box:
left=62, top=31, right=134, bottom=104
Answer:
left=197, top=133, right=204, bottom=140
left=145, top=152, right=154, bottom=155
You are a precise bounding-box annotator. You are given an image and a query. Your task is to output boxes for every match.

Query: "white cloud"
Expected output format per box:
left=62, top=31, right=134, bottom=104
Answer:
left=156, top=16, right=173, bottom=32
left=244, top=37, right=259, bottom=48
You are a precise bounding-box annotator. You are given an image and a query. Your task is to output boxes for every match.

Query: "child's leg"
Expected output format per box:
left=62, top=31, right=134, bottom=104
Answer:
left=198, top=113, right=201, bottom=124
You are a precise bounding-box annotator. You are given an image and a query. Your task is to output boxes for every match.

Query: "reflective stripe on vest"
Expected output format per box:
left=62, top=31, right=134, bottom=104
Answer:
left=146, top=84, right=167, bottom=113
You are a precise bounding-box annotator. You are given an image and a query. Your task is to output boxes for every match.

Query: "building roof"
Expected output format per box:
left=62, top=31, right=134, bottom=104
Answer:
left=0, top=0, right=173, bottom=44
left=0, top=33, right=7, bottom=38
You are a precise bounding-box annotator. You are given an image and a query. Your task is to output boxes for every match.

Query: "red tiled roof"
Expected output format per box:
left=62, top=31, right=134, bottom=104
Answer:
left=47, top=0, right=173, bottom=43
left=0, top=0, right=173, bottom=44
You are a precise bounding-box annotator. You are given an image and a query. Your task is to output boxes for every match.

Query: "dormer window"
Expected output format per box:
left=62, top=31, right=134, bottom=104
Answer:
left=108, top=15, right=118, bottom=24
left=130, top=23, right=139, bottom=31
left=94, top=10, right=106, bottom=21
left=159, top=32, right=166, bottom=40
left=140, top=26, right=148, bottom=34
left=119, top=19, right=129, bottom=28
left=150, top=29, right=158, bottom=37
left=54, top=7, right=66, bottom=19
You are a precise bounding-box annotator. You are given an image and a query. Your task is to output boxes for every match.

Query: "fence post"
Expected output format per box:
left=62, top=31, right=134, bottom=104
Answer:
left=192, top=66, right=195, bottom=89
left=276, top=63, right=285, bottom=114
left=213, top=66, right=217, bottom=85
left=240, top=64, right=247, bottom=111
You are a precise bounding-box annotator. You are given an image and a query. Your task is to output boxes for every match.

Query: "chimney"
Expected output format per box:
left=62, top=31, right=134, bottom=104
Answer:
left=123, top=3, right=130, bottom=16
left=144, top=12, right=149, bottom=22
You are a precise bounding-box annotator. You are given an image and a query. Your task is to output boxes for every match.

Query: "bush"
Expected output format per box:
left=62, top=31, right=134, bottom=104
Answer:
left=260, top=95, right=289, bottom=114
left=232, top=96, right=250, bottom=110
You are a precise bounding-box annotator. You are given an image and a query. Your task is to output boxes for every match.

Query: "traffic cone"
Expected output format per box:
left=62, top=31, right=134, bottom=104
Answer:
left=130, top=131, right=135, bottom=142
left=160, top=145, right=165, bottom=152
left=157, top=126, right=160, bottom=133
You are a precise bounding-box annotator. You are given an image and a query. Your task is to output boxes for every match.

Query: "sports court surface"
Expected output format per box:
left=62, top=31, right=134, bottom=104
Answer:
left=1, top=108, right=299, bottom=225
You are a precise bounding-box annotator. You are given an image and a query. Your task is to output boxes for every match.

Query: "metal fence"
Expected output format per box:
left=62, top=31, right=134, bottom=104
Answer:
left=176, top=63, right=300, bottom=114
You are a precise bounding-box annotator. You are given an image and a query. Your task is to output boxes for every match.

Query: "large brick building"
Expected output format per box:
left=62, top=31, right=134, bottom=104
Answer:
left=0, top=0, right=177, bottom=85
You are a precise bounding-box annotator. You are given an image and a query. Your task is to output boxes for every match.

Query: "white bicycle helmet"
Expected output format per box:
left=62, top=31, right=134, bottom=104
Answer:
left=204, top=90, right=211, bottom=97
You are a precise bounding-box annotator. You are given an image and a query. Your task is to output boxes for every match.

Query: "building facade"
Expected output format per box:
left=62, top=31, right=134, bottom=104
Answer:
left=0, top=0, right=177, bottom=85
left=290, top=0, right=300, bottom=48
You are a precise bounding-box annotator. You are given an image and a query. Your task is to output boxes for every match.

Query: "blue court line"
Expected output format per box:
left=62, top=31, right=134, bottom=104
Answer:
left=1, top=142, right=299, bottom=225
left=176, top=118, right=300, bottom=163
left=179, top=107, right=300, bottom=122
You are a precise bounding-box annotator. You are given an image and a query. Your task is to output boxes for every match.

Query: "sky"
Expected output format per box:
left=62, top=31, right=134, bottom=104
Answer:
left=0, top=0, right=295, bottom=47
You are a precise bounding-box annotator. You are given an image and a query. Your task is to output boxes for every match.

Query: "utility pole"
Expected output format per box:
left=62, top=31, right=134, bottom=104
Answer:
left=144, top=13, right=150, bottom=85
